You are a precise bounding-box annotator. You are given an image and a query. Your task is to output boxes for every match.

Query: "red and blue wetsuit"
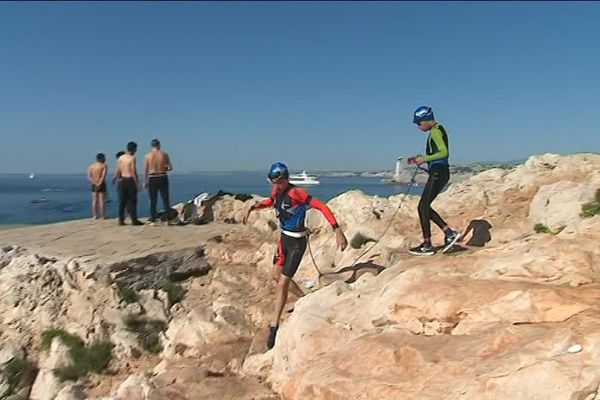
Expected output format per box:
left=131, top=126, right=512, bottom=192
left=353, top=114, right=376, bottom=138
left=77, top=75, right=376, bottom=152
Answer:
left=253, top=185, right=339, bottom=277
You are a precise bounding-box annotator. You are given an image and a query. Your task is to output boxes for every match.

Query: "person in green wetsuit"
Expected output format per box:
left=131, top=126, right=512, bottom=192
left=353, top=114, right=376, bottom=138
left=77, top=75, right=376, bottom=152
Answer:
left=407, top=106, right=461, bottom=255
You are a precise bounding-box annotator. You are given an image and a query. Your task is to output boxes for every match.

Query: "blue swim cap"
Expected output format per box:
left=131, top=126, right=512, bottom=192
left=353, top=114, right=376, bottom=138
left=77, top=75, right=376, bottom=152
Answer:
left=413, top=106, right=434, bottom=125
left=268, top=162, right=289, bottom=181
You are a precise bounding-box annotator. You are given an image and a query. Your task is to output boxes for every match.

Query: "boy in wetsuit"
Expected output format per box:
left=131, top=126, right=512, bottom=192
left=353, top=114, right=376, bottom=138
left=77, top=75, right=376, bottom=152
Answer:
left=87, top=153, right=107, bottom=220
left=408, top=106, right=461, bottom=255
left=243, top=162, right=348, bottom=349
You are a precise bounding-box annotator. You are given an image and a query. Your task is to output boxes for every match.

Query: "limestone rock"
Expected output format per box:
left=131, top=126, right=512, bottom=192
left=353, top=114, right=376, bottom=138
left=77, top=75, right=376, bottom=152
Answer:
left=138, top=290, right=168, bottom=323
left=54, top=384, right=87, bottom=400
left=108, top=374, right=157, bottom=400
left=529, top=181, right=596, bottom=229
left=2, top=153, right=600, bottom=400
left=29, top=339, right=73, bottom=400
left=242, top=352, right=274, bottom=378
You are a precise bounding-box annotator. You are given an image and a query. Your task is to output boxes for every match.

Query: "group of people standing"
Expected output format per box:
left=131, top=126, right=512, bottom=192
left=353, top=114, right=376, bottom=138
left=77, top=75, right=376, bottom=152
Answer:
left=86, top=106, right=461, bottom=350
left=87, top=139, right=173, bottom=226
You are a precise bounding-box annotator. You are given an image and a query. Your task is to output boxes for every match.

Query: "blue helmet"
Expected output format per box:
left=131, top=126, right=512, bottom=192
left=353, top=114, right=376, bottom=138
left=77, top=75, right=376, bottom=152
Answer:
left=268, top=162, right=289, bottom=181
left=413, top=106, right=434, bottom=125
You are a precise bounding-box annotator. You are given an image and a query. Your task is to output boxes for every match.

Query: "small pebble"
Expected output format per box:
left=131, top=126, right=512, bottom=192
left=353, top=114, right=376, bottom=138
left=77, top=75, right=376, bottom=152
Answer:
left=303, top=280, right=316, bottom=289
left=567, top=344, right=583, bottom=353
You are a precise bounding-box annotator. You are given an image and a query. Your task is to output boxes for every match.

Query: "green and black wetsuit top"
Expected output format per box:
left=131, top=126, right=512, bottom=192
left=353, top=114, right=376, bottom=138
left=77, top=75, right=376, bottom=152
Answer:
left=423, top=123, right=449, bottom=168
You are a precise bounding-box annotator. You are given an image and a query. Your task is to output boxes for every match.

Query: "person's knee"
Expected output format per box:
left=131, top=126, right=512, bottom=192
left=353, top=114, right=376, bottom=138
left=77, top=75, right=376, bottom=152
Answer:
left=418, top=200, right=429, bottom=215
left=278, top=275, right=291, bottom=289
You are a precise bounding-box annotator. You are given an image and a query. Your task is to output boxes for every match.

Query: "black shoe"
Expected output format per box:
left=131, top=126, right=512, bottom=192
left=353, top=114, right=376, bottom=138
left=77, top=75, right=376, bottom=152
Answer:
left=267, top=325, right=279, bottom=350
left=118, top=220, right=125, bottom=226
left=409, top=242, right=436, bottom=256
left=131, top=220, right=144, bottom=226
left=442, top=230, right=461, bottom=253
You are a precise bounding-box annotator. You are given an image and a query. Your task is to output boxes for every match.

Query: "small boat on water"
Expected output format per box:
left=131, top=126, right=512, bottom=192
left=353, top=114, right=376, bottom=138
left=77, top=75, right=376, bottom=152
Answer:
left=289, top=171, right=320, bottom=186
left=29, top=173, right=35, bottom=179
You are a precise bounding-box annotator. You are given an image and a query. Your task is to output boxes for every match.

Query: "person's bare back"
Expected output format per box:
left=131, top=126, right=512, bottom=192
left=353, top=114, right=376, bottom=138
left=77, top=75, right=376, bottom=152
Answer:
left=88, top=162, right=107, bottom=185
left=88, top=153, right=107, bottom=219
left=118, top=154, right=137, bottom=182
left=145, top=150, right=172, bottom=175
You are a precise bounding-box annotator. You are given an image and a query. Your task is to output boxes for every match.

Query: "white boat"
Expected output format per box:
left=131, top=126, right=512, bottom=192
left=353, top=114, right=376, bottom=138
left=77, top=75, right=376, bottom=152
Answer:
left=289, top=171, right=320, bottom=186
left=29, top=173, right=35, bottom=179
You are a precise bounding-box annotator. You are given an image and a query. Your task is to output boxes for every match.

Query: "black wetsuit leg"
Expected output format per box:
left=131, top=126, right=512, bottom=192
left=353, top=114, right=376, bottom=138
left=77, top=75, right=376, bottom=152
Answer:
left=418, top=165, right=450, bottom=239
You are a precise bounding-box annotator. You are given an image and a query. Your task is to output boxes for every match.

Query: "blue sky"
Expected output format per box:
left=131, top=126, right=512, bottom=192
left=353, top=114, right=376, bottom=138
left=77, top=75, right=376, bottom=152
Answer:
left=0, top=2, right=599, bottom=173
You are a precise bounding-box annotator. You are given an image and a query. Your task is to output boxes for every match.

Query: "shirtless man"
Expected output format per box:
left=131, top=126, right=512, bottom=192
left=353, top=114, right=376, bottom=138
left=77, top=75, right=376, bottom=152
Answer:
left=116, top=142, right=143, bottom=226
left=87, top=153, right=107, bottom=219
left=144, top=139, right=173, bottom=225
left=112, top=151, right=125, bottom=185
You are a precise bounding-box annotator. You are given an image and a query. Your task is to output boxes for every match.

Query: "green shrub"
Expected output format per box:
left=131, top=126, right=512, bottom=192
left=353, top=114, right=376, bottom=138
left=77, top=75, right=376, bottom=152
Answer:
left=533, top=223, right=551, bottom=234
left=582, top=202, right=600, bottom=218
left=534, top=223, right=566, bottom=235
left=139, top=322, right=165, bottom=354
left=41, top=328, right=83, bottom=351
left=40, top=328, right=113, bottom=382
left=54, top=340, right=113, bottom=382
left=123, top=314, right=143, bottom=331
left=123, top=315, right=167, bottom=354
left=581, top=188, right=600, bottom=218
left=74, top=340, right=113, bottom=374
left=160, top=281, right=184, bottom=305
left=117, top=285, right=138, bottom=304
left=3, top=357, right=37, bottom=396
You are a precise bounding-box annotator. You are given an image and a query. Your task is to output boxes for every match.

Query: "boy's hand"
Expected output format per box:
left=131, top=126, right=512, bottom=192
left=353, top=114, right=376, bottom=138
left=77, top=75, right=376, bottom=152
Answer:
left=413, top=157, right=426, bottom=165
left=335, top=227, right=348, bottom=251
left=408, top=156, right=426, bottom=165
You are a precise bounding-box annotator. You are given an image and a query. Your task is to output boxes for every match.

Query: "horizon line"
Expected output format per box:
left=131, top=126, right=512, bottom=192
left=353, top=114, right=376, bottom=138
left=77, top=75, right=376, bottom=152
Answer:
left=0, top=160, right=527, bottom=176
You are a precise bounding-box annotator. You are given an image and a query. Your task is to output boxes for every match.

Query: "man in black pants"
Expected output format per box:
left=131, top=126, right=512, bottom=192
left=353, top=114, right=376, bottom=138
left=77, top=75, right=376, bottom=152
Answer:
left=408, top=106, right=460, bottom=255
left=144, top=139, right=173, bottom=225
left=116, top=142, right=143, bottom=226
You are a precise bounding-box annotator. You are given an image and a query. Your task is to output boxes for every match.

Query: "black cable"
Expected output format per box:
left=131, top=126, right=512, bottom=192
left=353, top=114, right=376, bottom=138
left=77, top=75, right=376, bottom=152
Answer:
left=306, top=166, right=423, bottom=285
left=348, top=166, right=421, bottom=267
